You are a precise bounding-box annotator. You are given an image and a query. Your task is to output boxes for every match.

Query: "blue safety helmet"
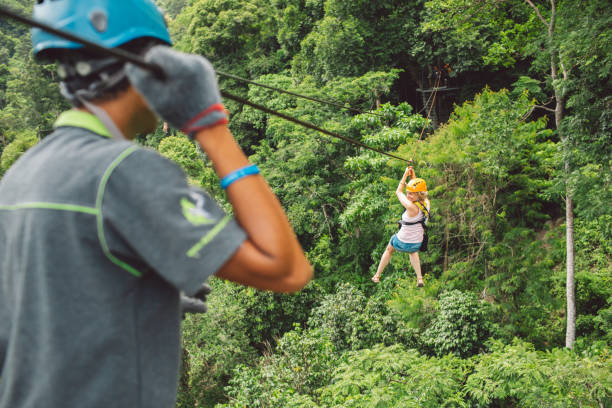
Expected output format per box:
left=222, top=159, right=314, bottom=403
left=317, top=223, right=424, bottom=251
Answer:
left=32, top=0, right=172, bottom=58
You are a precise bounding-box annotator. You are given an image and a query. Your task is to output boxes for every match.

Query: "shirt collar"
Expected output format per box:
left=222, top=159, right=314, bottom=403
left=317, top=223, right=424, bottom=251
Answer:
left=53, top=110, right=112, bottom=138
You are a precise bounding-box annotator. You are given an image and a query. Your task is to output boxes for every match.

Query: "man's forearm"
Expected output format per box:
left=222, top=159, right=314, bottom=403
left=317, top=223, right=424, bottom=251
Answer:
left=194, top=124, right=312, bottom=291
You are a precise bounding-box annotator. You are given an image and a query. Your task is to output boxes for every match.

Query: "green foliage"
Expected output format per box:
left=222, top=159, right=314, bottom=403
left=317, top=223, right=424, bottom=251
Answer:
left=389, top=275, right=445, bottom=331
left=511, top=76, right=546, bottom=103
left=0, top=129, right=37, bottom=175
left=484, top=226, right=566, bottom=347
left=218, top=326, right=336, bottom=408
left=412, top=90, right=562, bottom=339
left=178, top=281, right=257, bottom=407
left=178, top=281, right=323, bottom=407
left=156, top=0, right=188, bottom=18
left=292, top=15, right=367, bottom=81
left=292, top=0, right=489, bottom=84
left=0, top=45, right=66, bottom=134
left=390, top=285, right=495, bottom=357
left=0, top=3, right=68, bottom=152
left=220, top=334, right=612, bottom=408
left=318, top=344, right=469, bottom=408
left=217, top=363, right=319, bottom=408
left=275, top=0, right=324, bottom=57
left=465, top=339, right=612, bottom=407
left=229, top=281, right=324, bottom=349
left=307, top=283, right=404, bottom=352
left=423, top=0, right=612, bottom=233
left=422, top=290, right=493, bottom=358
left=135, top=121, right=172, bottom=150
left=574, top=215, right=612, bottom=344
left=556, top=0, right=612, bottom=222
left=424, top=0, right=539, bottom=70
left=158, top=135, right=205, bottom=180
left=173, top=0, right=282, bottom=77
left=426, top=87, right=556, bottom=237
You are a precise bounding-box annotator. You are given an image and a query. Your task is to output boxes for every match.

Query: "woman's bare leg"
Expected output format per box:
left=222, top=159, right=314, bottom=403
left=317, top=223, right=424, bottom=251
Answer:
left=409, top=251, right=424, bottom=286
left=372, top=245, right=394, bottom=282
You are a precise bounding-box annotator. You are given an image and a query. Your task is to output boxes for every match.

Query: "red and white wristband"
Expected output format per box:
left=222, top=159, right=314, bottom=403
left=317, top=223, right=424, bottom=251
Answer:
left=181, top=103, right=229, bottom=135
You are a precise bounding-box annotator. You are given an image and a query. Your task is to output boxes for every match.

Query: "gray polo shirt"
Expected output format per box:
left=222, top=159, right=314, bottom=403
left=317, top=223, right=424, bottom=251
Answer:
left=0, top=110, right=246, bottom=408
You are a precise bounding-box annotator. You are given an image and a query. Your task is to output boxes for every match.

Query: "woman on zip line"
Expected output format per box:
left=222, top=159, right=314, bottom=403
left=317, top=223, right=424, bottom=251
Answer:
left=372, top=166, right=430, bottom=286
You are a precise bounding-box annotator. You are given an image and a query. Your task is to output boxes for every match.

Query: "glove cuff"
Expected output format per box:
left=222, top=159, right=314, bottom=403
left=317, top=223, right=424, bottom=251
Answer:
left=181, top=103, right=229, bottom=135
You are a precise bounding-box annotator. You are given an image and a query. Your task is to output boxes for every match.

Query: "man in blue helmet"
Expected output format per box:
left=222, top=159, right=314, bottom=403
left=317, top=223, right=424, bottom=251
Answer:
left=0, top=1, right=312, bottom=407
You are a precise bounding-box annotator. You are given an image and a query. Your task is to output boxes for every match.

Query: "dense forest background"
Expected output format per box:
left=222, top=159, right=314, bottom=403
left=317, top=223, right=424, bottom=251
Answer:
left=1, top=0, right=610, bottom=406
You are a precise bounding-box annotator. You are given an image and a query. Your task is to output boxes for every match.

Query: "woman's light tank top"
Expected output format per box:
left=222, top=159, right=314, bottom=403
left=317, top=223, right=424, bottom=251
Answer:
left=396, top=200, right=430, bottom=243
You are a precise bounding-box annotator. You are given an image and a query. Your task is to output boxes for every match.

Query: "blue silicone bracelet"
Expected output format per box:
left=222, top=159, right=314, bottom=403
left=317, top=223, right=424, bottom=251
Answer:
left=220, top=164, right=260, bottom=189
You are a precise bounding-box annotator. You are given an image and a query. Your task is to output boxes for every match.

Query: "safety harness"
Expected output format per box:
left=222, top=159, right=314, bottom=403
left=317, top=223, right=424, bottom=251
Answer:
left=398, top=201, right=431, bottom=252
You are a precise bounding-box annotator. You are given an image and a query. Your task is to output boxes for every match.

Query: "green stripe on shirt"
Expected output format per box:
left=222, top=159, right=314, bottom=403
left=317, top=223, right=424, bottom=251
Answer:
left=0, top=202, right=98, bottom=214
left=95, top=146, right=143, bottom=277
left=187, top=215, right=233, bottom=258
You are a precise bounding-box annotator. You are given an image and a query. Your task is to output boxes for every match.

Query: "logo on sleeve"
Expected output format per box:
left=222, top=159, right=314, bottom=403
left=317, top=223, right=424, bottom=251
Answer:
left=181, top=192, right=214, bottom=226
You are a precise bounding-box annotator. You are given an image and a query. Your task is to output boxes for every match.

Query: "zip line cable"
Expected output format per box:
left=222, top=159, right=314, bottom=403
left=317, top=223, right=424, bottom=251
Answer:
left=215, top=70, right=387, bottom=118
left=219, top=91, right=409, bottom=161
left=0, top=6, right=410, bottom=163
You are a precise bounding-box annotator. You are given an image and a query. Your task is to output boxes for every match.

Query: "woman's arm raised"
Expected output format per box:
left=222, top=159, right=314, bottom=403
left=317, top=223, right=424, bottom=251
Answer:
left=396, top=167, right=416, bottom=213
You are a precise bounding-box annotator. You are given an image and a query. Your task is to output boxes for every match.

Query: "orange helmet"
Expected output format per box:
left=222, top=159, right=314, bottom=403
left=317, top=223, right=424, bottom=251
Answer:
left=406, top=178, right=427, bottom=192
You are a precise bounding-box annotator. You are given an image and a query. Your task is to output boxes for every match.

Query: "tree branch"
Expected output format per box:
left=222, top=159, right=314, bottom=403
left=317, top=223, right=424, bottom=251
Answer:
left=560, top=59, right=569, bottom=80
left=534, top=105, right=556, bottom=113
left=525, top=0, right=548, bottom=26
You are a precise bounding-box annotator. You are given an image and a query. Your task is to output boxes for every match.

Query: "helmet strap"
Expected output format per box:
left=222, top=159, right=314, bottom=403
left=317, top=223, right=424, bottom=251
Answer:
left=58, top=57, right=128, bottom=104
left=76, top=95, right=125, bottom=140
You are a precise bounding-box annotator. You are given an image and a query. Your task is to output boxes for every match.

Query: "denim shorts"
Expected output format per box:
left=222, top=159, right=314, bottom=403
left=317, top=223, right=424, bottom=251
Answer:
left=389, top=234, right=422, bottom=253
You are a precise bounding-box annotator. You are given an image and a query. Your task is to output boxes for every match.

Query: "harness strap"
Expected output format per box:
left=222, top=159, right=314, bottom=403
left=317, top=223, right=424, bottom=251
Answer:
left=400, top=220, right=425, bottom=226
left=400, top=220, right=427, bottom=233
left=414, top=201, right=430, bottom=219
left=77, top=96, right=126, bottom=140
left=399, top=201, right=430, bottom=227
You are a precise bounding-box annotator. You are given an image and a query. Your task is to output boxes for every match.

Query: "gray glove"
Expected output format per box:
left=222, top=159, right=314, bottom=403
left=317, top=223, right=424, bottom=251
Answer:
left=193, top=283, right=212, bottom=303
left=180, top=283, right=212, bottom=318
left=180, top=295, right=207, bottom=317
left=125, top=46, right=228, bottom=135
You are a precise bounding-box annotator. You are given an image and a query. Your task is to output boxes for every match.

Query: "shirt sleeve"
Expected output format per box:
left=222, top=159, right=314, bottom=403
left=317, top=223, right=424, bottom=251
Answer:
left=100, top=147, right=246, bottom=295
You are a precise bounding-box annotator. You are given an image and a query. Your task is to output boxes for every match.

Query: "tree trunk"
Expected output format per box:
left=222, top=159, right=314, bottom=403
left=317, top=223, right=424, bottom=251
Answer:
left=557, top=75, right=575, bottom=346
left=374, top=91, right=381, bottom=109
left=530, top=0, right=576, bottom=348
left=554, top=67, right=575, bottom=349
left=565, top=182, right=576, bottom=348
left=554, top=77, right=575, bottom=349
left=555, top=83, right=575, bottom=348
